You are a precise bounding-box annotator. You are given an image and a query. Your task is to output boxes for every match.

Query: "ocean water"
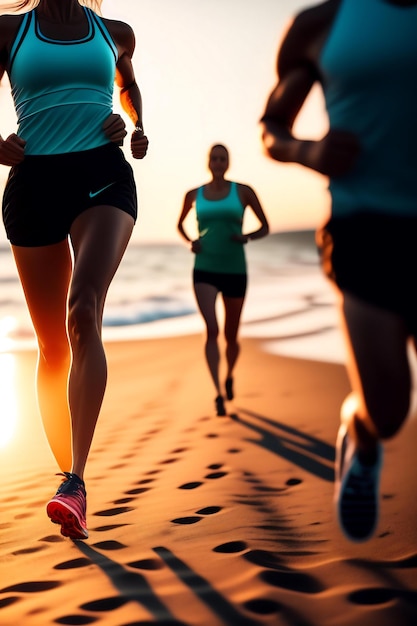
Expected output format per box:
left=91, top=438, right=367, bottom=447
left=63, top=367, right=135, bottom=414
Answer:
left=0, top=231, right=345, bottom=363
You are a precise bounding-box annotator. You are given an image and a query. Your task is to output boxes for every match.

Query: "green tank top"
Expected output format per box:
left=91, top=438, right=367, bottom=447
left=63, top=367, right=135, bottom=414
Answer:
left=194, top=181, right=246, bottom=274
left=8, top=7, right=117, bottom=155
left=320, top=0, right=417, bottom=217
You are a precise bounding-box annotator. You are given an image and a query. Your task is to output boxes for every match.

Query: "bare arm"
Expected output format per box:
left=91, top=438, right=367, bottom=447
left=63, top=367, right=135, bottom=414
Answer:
left=234, top=184, right=269, bottom=243
left=177, top=189, right=201, bottom=253
left=105, top=19, right=148, bottom=159
left=260, top=1, right=360, bottom=177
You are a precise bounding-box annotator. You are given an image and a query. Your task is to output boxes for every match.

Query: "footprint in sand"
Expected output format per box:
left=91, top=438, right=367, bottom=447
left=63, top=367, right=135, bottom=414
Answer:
left=0, top=598, right=20, bottom=609
left=159, top=457, right=180, bottom=465
left=91, top=540, right=127, bottom=551
left=55, top=615, right=98, bottom=624
left=14, top=512, right=33, bottom=520
left=205, top=470, right=228, bottom=479
left=54, top=558, right=92, bottom=570
left=213, top=541, right=247, bottom=553
left=196, top=506, right=222, bottom=515
left=93, top=524, right=129, bottom=533
left=243, top=597, right=283, bottom=616
left=171, top=506, right=223, bottom=525
left=243, top=549, right=285, bottom=569
left=0, top=581, right=61, bottom=593
left=80, top=596, right=127, bottom=612
left=94, top=506, right=134, bottom=517
left=349, top=587, right=417, bottom=606
left=40, top=535, right=65, bottom=543
left=178, top=481, right=203, bottom=490
left=127, top=558, right=164, bottom=571
left=113, top=497, right=136, bottom=505
left=205, top=463, right=228, bottom=479
left=12, top=546, right=46, bottom=555
left=124, top=486, right=151, bottom=495
left=286, top=478, right=303, bottom=486
left=170, top=516, right=202, bottom=525
left=178, top=464, right=228, bottom=490
left=260, top=569, right=323, bottom=594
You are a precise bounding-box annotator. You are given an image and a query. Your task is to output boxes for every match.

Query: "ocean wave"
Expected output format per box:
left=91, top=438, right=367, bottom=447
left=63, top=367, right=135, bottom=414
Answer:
left=103, top=304, right=196, bottom=327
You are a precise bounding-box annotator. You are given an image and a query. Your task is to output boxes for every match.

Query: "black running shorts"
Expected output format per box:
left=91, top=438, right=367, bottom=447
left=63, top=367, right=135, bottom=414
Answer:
left=317, top=212, right=417, bottom=335
left=2, top=143, right=137, bottom=247
left=193, top=269, right=247, bottom=298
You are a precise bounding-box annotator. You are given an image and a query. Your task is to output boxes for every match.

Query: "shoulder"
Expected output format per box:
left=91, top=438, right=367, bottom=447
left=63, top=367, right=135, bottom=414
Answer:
left=236, top=182, right=255, bottom=196
left=235, top=182, right=258, bottom=205
left=100, top=17, right=135, bottom=55
left=277, top=0, right=341, bottom=77
left=185, top=187, right=199, bottom=202
left=235, top=182, right=249, bottom=193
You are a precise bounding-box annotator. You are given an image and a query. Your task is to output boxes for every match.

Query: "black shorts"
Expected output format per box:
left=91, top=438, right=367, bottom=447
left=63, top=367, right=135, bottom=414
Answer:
left=317, top=213, right=417, bottom=334
left=193, top=269, right=247, bottom=298
left=2, top=143, right=137, bottom=247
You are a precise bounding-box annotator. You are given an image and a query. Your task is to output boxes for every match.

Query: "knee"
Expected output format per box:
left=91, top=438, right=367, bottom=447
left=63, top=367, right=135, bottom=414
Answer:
left=206, top=324, right=219, bottom=341
left=39, top=339, right=70, bottom=370
left=225, top=330, right=239, bottom=347
left=68, top=289, right=98, bottom=345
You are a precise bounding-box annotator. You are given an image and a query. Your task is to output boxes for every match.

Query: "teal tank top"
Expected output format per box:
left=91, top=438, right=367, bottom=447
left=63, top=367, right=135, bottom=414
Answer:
left=320, top=0, right=417, bottom=217
left=8, top=7, right=117, bottom=155
left=195, top=181, right=246, bottom=274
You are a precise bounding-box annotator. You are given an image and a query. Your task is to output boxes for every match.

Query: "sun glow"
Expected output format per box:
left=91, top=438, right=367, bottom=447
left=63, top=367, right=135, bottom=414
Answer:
left=0, top=316, right=19, bottom=353
left=0, top=353, right=18, bottom=448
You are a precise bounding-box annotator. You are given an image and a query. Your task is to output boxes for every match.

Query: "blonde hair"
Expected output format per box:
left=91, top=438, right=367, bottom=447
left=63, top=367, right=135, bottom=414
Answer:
left=0, top=1, right=102, bottom=14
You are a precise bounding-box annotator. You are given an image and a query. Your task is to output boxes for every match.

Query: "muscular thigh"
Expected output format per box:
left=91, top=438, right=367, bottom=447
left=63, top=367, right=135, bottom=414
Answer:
left=11, top=241, right=72, bottom=345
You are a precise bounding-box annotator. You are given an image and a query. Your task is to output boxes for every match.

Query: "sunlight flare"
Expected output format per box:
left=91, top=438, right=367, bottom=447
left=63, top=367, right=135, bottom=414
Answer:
left=0, top=353, right=18, bottom=448
left=0, top=315, right=18, bottom=353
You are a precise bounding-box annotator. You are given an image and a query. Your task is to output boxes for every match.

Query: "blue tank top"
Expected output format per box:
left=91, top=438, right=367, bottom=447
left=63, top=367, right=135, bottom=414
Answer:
left=195, top=181, right=246, bottom=274
left=8, top=7, right=117, bottom=155
left=320, top=0, right=417, bottom=217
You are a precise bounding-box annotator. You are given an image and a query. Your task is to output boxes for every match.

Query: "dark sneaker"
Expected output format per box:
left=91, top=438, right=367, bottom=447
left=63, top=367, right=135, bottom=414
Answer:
left=335, top=424, right=382, bottom=542
left=215, top=395, right=226, bottom=416
left=46, top=472, right=88, bottom=540
left=225, top=377, right=234, bottom=401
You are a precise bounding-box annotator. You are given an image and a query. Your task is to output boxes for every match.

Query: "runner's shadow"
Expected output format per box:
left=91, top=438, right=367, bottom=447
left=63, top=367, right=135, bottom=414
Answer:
left=154, top=546, right=265, bottom=626
left=73, top=542, right=260, bottom=625
left=233, top=408, right=334, bottom=482
left=153, top=547, right=311, bottom=626
left=74, top=541, right=176, bottom=622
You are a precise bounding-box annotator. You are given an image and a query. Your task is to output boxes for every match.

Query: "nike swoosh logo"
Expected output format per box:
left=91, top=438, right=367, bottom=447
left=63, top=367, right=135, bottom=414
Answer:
left=89, top=182, right=116, bottom=198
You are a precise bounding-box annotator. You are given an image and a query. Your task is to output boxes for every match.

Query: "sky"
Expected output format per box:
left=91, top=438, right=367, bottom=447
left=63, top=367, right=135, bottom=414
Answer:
left=0, top=0, right=330, bottom=244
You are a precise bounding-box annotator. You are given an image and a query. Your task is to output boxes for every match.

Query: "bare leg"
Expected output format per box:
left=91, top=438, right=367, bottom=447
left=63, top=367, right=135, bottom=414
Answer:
left=68, top=205, right=134, bottom=479
left=340, top=292, right=411, bottom=458
left=223, top=295, right=245, bottom=380
left=11, top=241, right=73, bottom=472
left=194, top=282, right=221, bottom=395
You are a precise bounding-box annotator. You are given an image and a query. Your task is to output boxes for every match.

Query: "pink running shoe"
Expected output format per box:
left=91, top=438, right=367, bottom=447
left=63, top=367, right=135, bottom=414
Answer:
left=47, top=472, right=88, bottom=540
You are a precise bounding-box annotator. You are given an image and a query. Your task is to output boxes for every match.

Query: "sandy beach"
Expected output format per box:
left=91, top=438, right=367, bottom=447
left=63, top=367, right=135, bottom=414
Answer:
left=1, top=334, right=417, bottom=626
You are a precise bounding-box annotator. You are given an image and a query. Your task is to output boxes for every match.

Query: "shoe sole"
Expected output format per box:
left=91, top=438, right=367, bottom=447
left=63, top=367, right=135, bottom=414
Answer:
left=335, top=424, right=380, bottom=543
left=47, top=499, right=89, bottom=540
